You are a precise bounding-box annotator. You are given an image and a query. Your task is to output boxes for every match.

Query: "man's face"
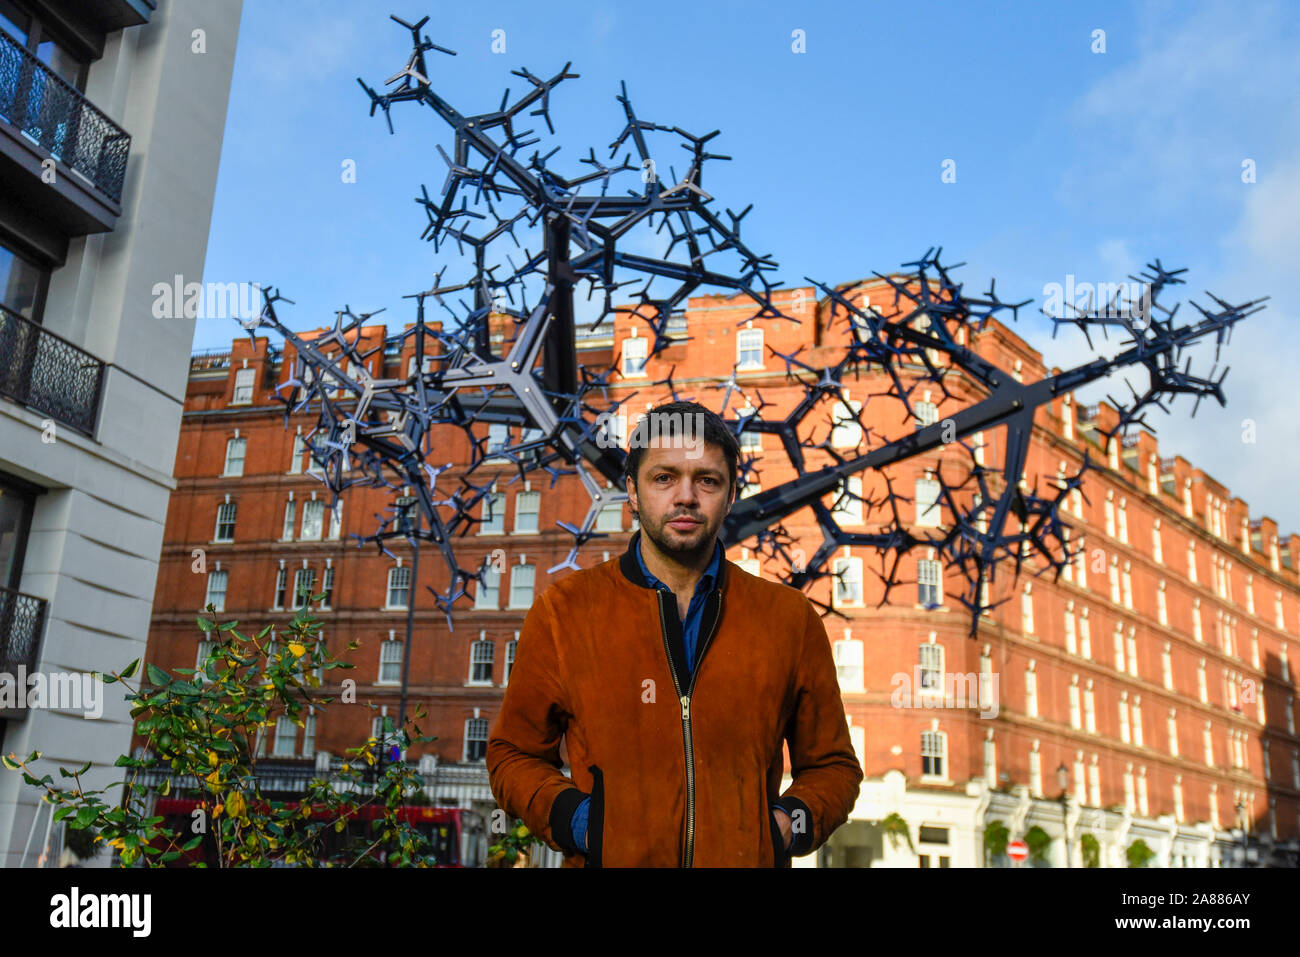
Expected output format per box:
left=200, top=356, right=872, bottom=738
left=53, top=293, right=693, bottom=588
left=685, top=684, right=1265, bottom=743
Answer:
left=626, top=435, right=735, bottom=562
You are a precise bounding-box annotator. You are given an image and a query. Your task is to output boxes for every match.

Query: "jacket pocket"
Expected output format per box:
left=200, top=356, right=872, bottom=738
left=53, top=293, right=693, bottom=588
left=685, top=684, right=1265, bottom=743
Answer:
left=584, top=764, right=605, bottom=868
left=770, top=807, right=790, bottom=868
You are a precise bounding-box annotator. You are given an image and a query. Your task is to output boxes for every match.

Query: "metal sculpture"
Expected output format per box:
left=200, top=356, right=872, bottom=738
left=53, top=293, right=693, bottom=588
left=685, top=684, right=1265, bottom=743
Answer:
left=241, top=14, right=1267, bottom=638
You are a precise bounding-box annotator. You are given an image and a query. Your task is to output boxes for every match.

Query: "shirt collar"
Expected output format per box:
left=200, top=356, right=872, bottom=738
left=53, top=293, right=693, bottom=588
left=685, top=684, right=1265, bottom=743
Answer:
left=635, top=531, right=722, bottom=595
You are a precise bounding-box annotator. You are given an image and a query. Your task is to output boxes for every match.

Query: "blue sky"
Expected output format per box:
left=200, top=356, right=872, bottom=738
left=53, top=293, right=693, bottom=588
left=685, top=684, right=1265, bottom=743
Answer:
left=199, top=0, right=1300, bottom=532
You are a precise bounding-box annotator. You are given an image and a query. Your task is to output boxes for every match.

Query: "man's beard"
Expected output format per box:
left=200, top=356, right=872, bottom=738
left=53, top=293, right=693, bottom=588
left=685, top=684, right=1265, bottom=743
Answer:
left=640, top=508, right=720, bottom=562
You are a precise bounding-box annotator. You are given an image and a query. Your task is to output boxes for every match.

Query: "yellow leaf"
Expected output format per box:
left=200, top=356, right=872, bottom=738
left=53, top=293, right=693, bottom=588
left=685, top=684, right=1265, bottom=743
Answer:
left=208, top=750, right=218, bottom=767
left=206, top=769, right=220, bottom=787
left=213, top=803, right=224, bottom=818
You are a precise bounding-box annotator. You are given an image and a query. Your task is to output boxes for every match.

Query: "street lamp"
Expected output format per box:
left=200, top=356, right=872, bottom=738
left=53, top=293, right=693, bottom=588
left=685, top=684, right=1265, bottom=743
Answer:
left=1057, top=762, right=1070, bottom=868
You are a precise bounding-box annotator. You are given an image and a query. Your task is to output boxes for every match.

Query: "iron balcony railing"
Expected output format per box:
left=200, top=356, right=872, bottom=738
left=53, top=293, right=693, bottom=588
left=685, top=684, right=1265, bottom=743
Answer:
left=0, top=583, right=47, bottom=674
left=0, top=28, right=131, bottom=203
left=0, top=304, right=106, bottom=436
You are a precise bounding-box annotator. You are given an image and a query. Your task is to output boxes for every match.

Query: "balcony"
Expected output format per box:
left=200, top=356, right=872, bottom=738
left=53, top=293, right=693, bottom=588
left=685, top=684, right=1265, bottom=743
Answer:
left=0, top=583, right=47, bottom=675
left=0, top=304, right=105, bottom=436
left=0, top=26, right=131, bottom=240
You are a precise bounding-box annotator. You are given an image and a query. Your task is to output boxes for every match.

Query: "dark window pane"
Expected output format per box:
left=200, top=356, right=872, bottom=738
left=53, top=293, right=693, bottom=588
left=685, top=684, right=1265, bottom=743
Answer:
left=0, top=242, right=49, bottom=320
left=0, top=479, right=36, bottom=590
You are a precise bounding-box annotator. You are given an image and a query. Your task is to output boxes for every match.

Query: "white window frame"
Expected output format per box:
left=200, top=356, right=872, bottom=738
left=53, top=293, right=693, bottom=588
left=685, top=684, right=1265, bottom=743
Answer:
left=386, top=565, right=411, bottom=609
left=223, top=436, right=247, bottom=476
left=232, top=367, right=255, bottom=405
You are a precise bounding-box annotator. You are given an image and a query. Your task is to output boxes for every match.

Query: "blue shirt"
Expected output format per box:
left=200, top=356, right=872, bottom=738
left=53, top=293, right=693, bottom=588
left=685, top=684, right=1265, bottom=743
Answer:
left=570, top=536, right=722, bottom=854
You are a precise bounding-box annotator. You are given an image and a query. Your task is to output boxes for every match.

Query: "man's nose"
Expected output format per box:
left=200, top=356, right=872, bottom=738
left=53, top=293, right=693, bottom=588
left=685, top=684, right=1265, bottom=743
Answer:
left=673, top=479, right=699, bottom=506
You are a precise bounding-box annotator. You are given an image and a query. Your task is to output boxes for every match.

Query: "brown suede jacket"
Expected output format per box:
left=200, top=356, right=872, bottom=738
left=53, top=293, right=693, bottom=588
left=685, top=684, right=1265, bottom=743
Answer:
left=486, top=530, right=863, bottom=867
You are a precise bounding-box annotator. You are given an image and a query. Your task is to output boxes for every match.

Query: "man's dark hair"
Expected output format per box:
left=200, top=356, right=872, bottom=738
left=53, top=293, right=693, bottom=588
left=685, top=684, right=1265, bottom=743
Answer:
left=622, top=400, right=740, bottom=498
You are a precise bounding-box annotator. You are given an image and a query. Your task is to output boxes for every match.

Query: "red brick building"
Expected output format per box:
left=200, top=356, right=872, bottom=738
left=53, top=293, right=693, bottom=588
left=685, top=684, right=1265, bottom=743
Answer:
left=141, top=277, right=1300, bottom=867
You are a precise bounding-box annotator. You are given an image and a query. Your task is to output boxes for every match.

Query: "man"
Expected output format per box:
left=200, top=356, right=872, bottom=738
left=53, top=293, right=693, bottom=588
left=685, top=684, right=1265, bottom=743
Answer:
left=487, top=400, right=862, bottom=866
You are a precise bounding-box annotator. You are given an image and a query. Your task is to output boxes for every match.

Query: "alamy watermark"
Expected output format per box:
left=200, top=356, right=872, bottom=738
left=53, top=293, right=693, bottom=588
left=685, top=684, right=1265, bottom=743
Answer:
left=593, top=410, right=706, bottom=460
left=1041, top=274, right=1152, bottom=325
left=151, top=276, right=262, bottom=321
left=0, top=668, right=104, bottom=718
left=891, top=668, right=999, bottom=719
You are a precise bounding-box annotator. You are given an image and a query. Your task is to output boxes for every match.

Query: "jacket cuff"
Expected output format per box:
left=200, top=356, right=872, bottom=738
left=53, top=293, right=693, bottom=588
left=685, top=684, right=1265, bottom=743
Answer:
left=548, top=786, right=588, bottom=855
left=772, top=795, right=815, bottom=857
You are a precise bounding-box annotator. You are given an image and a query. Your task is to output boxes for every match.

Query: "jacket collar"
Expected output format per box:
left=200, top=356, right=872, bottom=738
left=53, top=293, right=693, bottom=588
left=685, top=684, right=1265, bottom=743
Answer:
left=619, top=528, right=729, bottom=593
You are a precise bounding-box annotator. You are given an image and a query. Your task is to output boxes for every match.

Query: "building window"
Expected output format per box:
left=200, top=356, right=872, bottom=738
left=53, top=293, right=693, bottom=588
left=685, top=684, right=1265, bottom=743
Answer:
left=509, top=563, right=535, bottom=609
left=1064, top=606, right=1077, bottom=655
left=830, top=397, right=863, bottom=448
left=921, top=729, right=946, bottom=778
left=1198, top=661, right=1208, bottom=703
left=1168, top=711, right=1179, bottom=757
left=1088, top=760, right=1100, bottom=808
left=1157, top=581, right=1168, bottom=626
left=621, top=336, right=647, bottom=377
left=1068, top=680, right=1081, bottom=729
left=300, top=500, right=324, bottom=540
left=478, top=488, right=505, bottom=534
left=1117, top=498, right=1128, bottom=543
left=1084, top=683, right=1096, bottom=734
left=476, top=565, right=500, bottom=609
left=914, top=400, right=938, bottom=429
left=232, top=367, right=255, bottom=405
left=1187, top=541, right=1197, bottom=584
left=920, top=642, right=943, bottom=691
left=1029, top=747, right=1042, bottom=798
left=328, top=500, right=343, bottom=539
left=205, top=569, right=228, bottom=612
left=486, top=423, right=510, bottom=460
left=289, top=434, right=307, bottom=473
left=195, top=639, right=216, bottom=683
left=292, top=568, right=315, bottom=609
left=832, top=556, right=864, bottom=607
left=915, top=476, right=941, bottom=527
left=1162, top=644, right=1173, bottom=691
left=274, top=715, right=297, bottom=756
left=736, top=328, right=764, bottom=369
left=272, top=566, right=287, bottom=609
left=596, top=501, right=623, bottom=532
left=379, top=639, right=403, bottom=684
left=833, top=476, right=863, bottom=525
left=470, top=638, right=495, bottom=684
left=502, top=634, right=519, bottom=685
left=214, top=502, right=237, bottom=542
left=319, top=566, right=334, bottom=609
left=738, top=404, right=762, bottom=451
left=386, top=566, right=411, bottom=608
left=1025, top=667, right=1038, bottom=718
left=281, top=498, right=296, bottom=540
left=514, top=490, right=540, bottom=533
left=1021, top=584, right=1034, bottom=635
left=464, top=717, right=489, bottom=761
left=918, top=558, right=942, bottom=607
left=223, top=437, right=247, bottom=476
left=834, top=636, right=864, bottom=692
left=302, top=712, right=316, bottom=757
left=1152, top=521, right=1163, bottom=564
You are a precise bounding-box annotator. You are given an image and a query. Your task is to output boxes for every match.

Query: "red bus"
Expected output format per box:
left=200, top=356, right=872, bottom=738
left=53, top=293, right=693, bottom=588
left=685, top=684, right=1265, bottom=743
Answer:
left=149, top=797, right=485, bottom=867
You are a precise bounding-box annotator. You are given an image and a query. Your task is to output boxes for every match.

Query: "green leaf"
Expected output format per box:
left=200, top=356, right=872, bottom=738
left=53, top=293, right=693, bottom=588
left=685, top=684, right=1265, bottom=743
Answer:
left=197, top=616, right=216, bottom=632
left=0, top=754, right=18, bottom=770
left=75, top=761, right=92, bottom=776
left=120, top=658, right=141, bottom=679
left=75, top=806, right=98, bottom=827
left=145, top=663, right=171, bottom=687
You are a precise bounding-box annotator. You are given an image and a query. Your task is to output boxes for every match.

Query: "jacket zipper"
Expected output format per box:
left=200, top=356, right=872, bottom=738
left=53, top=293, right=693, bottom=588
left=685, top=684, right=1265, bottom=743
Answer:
left=657, top=586, right=724, bottom=868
